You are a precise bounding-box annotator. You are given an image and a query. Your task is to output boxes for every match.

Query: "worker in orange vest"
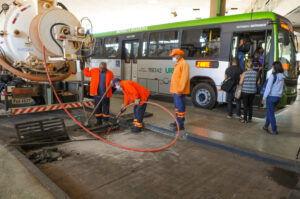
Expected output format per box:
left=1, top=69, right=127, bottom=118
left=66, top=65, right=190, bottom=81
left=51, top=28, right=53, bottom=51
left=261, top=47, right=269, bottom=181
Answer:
left=84, top=62, right=114, bottom=126
left=112, top=78, right=150, bottom=133
left=169, top=49, right=190, bottom=131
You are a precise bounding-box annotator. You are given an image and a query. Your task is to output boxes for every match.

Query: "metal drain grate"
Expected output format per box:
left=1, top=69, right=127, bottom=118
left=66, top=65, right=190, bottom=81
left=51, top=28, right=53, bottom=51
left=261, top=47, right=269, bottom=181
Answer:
left=15, top=118, right=69, bottom=148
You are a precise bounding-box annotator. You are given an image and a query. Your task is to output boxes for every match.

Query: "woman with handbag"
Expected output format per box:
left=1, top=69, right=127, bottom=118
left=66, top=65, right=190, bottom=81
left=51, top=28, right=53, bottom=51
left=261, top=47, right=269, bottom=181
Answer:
left=262, top=61, right=285, bottom=134
left=225, top=58, right=242, bottom=118
left=239, top=61, right=258, bottom=123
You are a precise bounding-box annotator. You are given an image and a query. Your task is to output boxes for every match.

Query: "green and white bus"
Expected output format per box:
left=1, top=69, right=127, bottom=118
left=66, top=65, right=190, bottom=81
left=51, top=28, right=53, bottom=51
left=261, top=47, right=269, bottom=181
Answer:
left=89, top=12, right=298, bottom=109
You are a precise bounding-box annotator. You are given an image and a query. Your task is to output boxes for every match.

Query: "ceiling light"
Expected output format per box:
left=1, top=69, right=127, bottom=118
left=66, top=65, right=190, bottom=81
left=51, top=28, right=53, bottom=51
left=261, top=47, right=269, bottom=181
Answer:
left=230, top=8, right=238, bottom=10
left=193, top=8, right=200, bottom=11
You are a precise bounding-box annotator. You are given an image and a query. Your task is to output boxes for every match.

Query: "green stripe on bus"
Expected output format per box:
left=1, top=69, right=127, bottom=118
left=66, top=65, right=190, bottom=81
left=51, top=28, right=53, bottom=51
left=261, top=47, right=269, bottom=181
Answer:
left=93, top=12, right=277, bottom=37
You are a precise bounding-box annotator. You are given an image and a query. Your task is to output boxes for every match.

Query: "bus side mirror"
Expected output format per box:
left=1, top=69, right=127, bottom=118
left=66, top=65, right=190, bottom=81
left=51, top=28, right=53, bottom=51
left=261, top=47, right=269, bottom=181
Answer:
left=283, top=32, right=290, bottom=46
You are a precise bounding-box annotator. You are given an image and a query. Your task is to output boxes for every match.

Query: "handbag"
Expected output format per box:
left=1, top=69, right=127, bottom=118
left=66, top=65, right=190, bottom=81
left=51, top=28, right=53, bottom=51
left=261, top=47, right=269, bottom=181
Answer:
left=235, top=85, right=242, bottom=99
left=260, top=74, right=277, bottom=95
left=221, top=77, right=235, bottom=92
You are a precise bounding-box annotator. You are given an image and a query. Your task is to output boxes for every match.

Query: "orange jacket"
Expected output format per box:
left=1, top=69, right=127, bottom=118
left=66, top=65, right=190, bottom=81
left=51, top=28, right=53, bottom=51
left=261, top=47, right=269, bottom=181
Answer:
left=121, top=81, right=150, bottom=105
left=84, top=68, right=114, bottom=97
left=170, top=58, right=190, bottom=94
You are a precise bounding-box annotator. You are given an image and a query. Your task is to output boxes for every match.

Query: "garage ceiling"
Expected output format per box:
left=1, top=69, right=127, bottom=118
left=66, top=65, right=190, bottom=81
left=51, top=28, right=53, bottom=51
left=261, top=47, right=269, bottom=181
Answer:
left=59, top=0, right=251, bottom=33
left=285, top=6, right=300, bottom=28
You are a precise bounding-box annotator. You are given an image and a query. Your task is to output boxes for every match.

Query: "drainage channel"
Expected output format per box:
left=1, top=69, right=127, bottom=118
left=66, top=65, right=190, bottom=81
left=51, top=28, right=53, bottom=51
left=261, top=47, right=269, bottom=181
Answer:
left=144, top=124, right=300, bottom=174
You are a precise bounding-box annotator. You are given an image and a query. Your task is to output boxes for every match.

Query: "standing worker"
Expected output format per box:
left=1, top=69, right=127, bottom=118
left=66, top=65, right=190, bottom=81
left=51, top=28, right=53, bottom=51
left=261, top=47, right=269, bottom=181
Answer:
left=169, top=49, right=190, bottom=131
left=112, top=78, right=150, bottom=133
left=84, top=62, right=114, bottom=126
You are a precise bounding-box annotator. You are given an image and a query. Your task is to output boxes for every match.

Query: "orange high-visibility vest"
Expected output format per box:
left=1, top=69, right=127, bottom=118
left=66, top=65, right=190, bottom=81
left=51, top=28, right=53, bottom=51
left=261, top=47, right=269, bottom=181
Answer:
left=84, top=68, right=114, bottom=97
left=170, top=58, right=190, bottom=94
left=121, top=81, right=150, bottom=105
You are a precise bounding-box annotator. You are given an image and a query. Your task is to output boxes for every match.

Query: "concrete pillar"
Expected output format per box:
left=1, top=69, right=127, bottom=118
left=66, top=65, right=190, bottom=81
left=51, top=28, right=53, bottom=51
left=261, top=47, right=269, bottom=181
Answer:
left=210, top=0, right=226, bottom=18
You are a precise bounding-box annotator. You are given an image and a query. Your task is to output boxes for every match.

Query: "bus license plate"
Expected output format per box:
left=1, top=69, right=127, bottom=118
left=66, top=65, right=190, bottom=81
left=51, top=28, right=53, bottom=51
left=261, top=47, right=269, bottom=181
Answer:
left=12, top=98, right=33, bottom=104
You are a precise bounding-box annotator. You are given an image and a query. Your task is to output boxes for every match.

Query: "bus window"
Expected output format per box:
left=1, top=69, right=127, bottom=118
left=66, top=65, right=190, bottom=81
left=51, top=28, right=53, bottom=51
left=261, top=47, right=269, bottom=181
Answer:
left=278, top=31, right=297, bottom=77
left=142, top=34, right=148, bottom=57
left=104, top=37, right=119, bottom=58
left=181, top=28, right=221, bottom=58
left=133, top=41, right=139, bottom=63
left=124, top=43, right=131, bottom=63
left=93, top=38, right=104, bottom=58
left=149, top=31, right=179, bottom=57
left=263, top=31, right=272, bottom=67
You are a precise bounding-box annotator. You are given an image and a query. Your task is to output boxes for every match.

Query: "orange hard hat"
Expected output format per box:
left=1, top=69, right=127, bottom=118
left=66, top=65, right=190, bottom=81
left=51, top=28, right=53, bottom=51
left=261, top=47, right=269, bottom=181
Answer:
left=169, top=48, right=184, bottom=56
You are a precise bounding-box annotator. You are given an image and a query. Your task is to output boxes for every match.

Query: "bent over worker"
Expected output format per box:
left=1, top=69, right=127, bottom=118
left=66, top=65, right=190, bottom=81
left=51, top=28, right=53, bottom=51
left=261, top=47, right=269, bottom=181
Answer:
left=169, top=49, right=190, bottom=131
left=84, top=62, right=114, bottom=126
left=112, top=78, right=150, bottom=133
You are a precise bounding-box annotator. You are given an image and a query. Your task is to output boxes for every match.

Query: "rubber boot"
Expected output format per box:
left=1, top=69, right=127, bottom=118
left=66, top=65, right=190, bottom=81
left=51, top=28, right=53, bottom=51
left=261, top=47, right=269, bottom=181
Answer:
left=96, top=117, right=102, bottom=126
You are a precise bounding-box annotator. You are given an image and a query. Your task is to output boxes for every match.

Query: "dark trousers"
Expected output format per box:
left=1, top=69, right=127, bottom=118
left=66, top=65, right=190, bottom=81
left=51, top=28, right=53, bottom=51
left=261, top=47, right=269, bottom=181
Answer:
left=227, top=87, right=241, bottom=117
left=133, top=103, right=147, bottom=130
left=242, top=93, right=255, bottom=121
left=264, top=96, right=281, bottom=133
left=174, top=94, right=186, bottom=128
left=94, top=96, right=110, bottom=122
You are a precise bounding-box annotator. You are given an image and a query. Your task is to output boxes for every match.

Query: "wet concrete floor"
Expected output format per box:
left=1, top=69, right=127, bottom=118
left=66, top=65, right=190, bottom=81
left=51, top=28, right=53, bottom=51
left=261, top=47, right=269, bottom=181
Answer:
left=36, top=129, right=297, bottom=199
left=0, top=92, right=300, bottom=198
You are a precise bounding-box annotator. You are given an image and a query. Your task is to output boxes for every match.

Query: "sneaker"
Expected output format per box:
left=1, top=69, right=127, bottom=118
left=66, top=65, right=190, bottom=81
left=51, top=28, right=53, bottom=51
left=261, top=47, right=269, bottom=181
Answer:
left=169, top=122, right=177, bottom=127
left=227, top=115, right=232, bottom=119
left=262, top=126, right=269, bottom=132
left=248, top=118, right=252, bottom=123
left=240, top=119, right=247, bottom=124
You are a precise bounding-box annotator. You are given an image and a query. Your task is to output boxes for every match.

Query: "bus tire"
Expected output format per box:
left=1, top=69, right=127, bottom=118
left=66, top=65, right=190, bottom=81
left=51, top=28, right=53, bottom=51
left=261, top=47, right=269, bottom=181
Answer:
left=191, top=83, right=216, bottom=109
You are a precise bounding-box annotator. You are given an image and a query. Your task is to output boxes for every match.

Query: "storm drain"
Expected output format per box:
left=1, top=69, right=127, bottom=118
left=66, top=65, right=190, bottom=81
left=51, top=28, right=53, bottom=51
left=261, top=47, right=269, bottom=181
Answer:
left=15, top=118, right=69, bottom=149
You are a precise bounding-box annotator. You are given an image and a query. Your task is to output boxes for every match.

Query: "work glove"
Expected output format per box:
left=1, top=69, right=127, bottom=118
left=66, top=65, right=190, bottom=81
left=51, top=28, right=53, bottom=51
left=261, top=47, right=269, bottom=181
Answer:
left=134, top=99, right=140, bottom=105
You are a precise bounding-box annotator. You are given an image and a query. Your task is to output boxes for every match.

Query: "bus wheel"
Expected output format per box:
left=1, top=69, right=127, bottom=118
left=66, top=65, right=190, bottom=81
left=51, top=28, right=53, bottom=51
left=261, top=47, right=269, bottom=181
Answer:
left=192, top=83, right=216, bottom=109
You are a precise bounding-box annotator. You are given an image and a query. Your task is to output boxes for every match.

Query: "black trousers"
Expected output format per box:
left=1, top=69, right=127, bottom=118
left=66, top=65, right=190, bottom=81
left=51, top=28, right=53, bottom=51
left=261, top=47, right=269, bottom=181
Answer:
left=94, top=96, right=110, bottom=122
left=242, top=93, right=255, bottom=121
left=226, top=87, right=241, bottom=117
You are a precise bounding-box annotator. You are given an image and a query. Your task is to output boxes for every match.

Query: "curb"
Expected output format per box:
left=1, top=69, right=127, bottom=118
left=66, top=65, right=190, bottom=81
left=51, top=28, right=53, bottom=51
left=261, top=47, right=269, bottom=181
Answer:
left=0, top=140, right=71, bottom=199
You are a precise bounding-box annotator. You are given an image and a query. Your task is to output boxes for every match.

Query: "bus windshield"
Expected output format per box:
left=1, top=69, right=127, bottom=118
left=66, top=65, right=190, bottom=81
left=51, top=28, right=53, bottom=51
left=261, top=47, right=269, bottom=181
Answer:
left=278, top=31, right=297, bottom=78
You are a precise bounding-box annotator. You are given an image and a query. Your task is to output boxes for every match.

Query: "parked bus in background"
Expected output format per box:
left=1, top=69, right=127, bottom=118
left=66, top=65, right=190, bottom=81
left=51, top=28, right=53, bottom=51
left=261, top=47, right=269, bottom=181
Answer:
left=87, top=12, right=297, bottom=109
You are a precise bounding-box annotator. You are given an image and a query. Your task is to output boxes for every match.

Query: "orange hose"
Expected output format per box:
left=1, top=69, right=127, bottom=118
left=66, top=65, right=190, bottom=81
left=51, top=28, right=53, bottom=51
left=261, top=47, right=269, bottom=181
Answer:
left=0, top=58, right=72, bottom=82
left=42, top=45, right=180, bottom=152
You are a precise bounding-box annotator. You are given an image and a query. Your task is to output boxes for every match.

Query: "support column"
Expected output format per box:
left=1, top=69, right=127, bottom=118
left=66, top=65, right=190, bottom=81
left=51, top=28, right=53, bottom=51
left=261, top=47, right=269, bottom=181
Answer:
left=210, top=0, right=226, bottom=18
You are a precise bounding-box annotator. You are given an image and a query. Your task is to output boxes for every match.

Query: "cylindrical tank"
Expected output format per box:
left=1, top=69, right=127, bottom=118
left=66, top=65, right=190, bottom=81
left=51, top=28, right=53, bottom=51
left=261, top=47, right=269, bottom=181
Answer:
left=0, top=0, right=82, bottom=81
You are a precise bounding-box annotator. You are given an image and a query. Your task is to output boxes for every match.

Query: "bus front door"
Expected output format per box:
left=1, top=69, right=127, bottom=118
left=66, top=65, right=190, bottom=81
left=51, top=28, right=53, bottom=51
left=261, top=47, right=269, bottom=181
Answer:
left=122, top=40, right=139, bottom=82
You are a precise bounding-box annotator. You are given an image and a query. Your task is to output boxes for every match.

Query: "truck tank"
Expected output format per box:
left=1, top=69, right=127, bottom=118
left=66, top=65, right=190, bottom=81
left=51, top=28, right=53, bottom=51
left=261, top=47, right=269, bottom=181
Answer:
left=0, top=0, right=86, bottom=82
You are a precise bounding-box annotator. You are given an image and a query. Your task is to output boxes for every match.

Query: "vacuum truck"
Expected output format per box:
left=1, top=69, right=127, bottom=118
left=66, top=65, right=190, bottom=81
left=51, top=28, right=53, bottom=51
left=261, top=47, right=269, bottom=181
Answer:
left=0, top=0, right=94, bottom=114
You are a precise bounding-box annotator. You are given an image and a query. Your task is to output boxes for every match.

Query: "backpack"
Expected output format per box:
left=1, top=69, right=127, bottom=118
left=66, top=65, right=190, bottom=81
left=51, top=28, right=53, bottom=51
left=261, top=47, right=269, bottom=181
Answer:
left=221, top=77, right=235, bottom=92
left=260, top=74, right=277, bottom=95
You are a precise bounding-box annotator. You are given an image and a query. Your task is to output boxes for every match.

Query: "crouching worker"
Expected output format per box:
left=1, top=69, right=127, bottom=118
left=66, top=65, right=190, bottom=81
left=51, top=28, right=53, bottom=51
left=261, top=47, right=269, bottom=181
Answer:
left=84, top=62, right=114, bottom=126
left=112, top=78, right=150, bottom=133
